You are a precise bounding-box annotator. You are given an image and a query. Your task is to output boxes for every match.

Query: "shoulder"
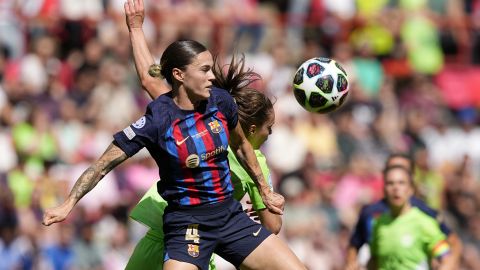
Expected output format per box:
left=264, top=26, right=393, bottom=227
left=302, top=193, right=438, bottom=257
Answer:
left=143, top=94, right=177, bottom=131
left=410, top=196, right=438, bottom=218
left=147, top=94, right=177, bottom=118
left=148, top=93, right=175, bottom=114
left=211, top=86, right=231, bottom=97
left=410, top=207, right=438, bottom=225
left=360, top=199, right=389, bottom=218
left=210, top=87, right=235, bottom=105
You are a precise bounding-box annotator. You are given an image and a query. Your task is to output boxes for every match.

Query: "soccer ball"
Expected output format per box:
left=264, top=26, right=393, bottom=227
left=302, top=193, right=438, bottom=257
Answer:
left=292, top=57, right=349, bottom=113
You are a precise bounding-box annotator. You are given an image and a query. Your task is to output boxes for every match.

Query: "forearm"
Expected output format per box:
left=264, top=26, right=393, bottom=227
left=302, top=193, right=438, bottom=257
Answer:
left=129, top=28, right=155, bottom=82
left=345, top=247, right=359, bottom=269
left=435, top=254, right=457, bottom=270
left=446, top=234, right=462, bottom=269
left=258, top=209, right=282, bottom=234
left=67, top=143, right=127, bottom=205
left=232, top=141, right=269, bottom=193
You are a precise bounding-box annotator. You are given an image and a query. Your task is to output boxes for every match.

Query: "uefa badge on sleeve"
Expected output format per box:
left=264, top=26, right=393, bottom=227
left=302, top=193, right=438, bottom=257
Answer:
left=187, top=244, right=200, bottom=257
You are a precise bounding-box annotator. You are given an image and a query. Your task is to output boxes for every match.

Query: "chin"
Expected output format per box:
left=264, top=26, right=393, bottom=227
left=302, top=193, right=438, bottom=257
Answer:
left=202, top=90, right=211, bottom=99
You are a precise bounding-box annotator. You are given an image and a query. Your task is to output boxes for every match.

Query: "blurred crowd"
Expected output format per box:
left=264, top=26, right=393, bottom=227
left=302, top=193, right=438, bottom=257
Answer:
left=1, top=0, right=480, bottom=269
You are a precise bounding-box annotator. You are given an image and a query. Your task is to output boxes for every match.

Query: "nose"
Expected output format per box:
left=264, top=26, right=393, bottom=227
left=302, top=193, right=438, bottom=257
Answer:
left=207, top=70, right=215, bottom=81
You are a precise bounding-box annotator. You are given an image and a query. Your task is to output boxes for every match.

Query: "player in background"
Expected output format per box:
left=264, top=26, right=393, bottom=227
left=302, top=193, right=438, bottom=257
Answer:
left=369, top=165, right=451, bottom=269
left=345, top=153, right=461, bottom=270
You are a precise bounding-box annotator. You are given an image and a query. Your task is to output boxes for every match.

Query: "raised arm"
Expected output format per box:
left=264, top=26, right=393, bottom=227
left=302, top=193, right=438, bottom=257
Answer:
left=42, top=142, right=128, bottom=226
left=229, top=123, right=284, bottom=215
left=125, top=0, right=170, bottom=99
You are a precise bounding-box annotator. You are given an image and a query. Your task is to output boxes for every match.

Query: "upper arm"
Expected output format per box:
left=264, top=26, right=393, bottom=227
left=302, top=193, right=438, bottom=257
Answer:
left=425, top=220, right=450, bottom=259
left=113, top=105, right=160, bottom=157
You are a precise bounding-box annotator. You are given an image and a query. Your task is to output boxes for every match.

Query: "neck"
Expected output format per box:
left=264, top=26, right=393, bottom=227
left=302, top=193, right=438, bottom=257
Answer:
left=173, top=87, right=195, bottom=110
left=390, top=202, right=411, bottom=218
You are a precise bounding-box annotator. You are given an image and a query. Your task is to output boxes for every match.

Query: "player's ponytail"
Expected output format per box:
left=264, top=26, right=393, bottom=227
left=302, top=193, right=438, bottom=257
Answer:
left=212, top=55, right=274, bottom=136
left=212, top=54, right=260, bottom=96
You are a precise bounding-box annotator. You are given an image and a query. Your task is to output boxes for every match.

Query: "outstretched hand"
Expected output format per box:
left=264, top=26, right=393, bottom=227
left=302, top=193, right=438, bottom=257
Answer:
left=124, top=0, right=145, bottom=31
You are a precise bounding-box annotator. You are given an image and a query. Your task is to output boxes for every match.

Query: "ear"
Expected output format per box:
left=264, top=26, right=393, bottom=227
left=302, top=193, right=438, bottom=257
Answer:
left=172, top=68, right=184, bottom=82
left=248, top=124, right=257, bottom=136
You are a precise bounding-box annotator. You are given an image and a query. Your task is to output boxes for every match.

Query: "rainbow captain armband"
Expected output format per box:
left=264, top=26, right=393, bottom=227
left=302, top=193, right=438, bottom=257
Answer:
left=432, top=240, right=450, bottom=259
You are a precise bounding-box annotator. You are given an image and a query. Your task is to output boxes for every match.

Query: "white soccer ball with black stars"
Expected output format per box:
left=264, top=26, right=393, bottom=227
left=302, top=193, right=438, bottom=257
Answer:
left=292, top=57, right=349, bottom=113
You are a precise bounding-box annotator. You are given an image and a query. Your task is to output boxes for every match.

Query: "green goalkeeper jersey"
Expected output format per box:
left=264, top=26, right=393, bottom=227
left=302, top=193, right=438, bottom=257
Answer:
left=370, top=207, right=450, bottom=270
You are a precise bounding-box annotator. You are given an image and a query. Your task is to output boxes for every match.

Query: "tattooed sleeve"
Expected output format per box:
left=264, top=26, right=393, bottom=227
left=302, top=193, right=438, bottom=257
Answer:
left=69, top=142, right=128, bottom=203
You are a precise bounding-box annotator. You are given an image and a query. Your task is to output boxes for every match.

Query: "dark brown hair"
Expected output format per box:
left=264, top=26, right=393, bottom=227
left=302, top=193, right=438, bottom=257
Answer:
left=383, top=165, right=414, bottom=185
left=148, top=40, right=208, bottom=84
left=385, top=153, right=414, bottom=174
left=212, top=55, right=274, bottom=133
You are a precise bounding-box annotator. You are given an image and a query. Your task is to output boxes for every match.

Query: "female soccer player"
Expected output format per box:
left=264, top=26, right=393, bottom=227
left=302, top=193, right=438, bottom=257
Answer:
left=43, top=1, right=305, bottom=270
left=369, top=165, right=451, bottom=269
left=123, top=1, right=284, bottom=268
left=127, top=54, right=281, bottom=270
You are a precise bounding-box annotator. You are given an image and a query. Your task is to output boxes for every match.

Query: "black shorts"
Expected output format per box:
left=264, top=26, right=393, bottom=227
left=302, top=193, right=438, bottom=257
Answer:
left=162, top=198, right=271, bottom=270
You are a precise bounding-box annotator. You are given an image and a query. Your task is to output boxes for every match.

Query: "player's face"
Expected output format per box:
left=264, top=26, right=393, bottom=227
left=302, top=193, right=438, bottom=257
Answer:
left=248, top=112, right=275, bottom=149
left=181, top=51, right=215, bottom=102
left=384, top=168, right=413, bottom=208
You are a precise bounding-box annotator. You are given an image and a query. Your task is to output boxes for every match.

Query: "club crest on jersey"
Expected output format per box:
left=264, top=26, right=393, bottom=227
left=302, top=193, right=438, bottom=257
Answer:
left=208, top=120, right=222, bottom=134
left=185, top=154, right=200, bottom=168
left=187, top=244, right=200, bottom=257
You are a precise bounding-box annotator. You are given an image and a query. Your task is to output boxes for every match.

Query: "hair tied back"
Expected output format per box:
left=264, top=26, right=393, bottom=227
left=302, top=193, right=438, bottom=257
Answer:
left=148, top=64, right=163, bottom=78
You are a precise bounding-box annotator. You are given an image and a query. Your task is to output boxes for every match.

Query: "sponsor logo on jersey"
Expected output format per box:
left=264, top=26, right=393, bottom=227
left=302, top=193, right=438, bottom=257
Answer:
left=208, top=120, right=222, bottom=134
left=185, top=154, right=200, bottom=168
left=176, top=136, right=190, bottom=146
left=201, top=145, right=227, bottom=161
left=192, top=129, right=208, bottom=139
left=187, top=244, right=200, bottom=257
left=132, top=116, right=146, bottom=129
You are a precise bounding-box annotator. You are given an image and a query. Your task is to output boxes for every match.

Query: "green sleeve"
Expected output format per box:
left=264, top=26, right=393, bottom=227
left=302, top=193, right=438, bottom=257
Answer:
left=227, top=148, right=273, bottom=210
left=423, top=218, right=449, bottom=258
left=245, top=151, right=273, bottom=211
left=130, top=182, right=168, bottom=231
left=208, top=254, right=216, bottom=270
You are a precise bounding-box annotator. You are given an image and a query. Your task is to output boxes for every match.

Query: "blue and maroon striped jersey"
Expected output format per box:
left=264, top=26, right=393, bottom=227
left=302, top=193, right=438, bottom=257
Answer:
left=114, top=87, right=238, bottom=207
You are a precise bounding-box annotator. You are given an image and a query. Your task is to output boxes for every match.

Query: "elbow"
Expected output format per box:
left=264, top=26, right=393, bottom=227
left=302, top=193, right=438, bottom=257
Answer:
left=270, top=224, right=282, bottom=235
left=140, top=78, right=154, bottom=93
left=140, top=79, right=163, bottom=99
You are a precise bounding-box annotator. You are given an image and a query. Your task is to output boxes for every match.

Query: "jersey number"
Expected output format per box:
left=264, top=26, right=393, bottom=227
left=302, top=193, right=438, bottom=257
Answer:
left=185, top=224, right=200, bottom=244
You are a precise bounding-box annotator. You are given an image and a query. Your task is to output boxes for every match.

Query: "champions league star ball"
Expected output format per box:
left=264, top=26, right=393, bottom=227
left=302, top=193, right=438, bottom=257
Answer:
left=293, top=57, right=349, bottom=113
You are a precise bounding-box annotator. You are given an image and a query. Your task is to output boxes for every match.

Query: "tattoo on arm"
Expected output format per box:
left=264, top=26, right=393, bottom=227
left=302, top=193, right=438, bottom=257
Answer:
left=69, top=143, right=128, bottom=203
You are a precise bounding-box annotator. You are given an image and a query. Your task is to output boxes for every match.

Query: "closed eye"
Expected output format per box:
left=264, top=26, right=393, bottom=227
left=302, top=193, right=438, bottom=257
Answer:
left=201, top=65, right=211, bottom=72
